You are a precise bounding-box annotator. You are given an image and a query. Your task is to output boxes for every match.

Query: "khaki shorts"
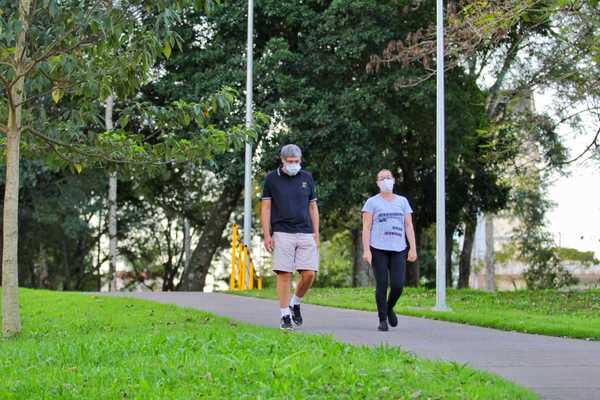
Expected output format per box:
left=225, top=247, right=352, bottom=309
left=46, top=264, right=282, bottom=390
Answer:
left=272, top=232, right=319, bottom=273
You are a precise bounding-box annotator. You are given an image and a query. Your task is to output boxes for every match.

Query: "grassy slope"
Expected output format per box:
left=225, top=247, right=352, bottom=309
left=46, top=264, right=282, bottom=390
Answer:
left=0, top=289, right=534, bottom=399
left=235, top=288, right=600, bottom=340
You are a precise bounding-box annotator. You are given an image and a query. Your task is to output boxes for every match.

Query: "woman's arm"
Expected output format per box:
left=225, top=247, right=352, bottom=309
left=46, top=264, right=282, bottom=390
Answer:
left=405, top=213, right=417, bottom=262
left=362, top=212, right=373, bottom=265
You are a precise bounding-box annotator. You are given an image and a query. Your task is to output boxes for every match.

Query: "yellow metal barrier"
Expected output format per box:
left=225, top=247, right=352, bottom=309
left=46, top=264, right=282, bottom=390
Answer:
left=230, top=224, right=263, bottom=290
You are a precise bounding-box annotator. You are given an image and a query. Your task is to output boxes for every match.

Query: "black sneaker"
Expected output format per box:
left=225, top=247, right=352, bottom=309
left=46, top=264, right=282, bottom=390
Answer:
left=280, top=315, right=294, bottom=331
left=388, top=308, right=398, bottom=327
left=289, top=305, right=303, bottom=326
left=378, top=319, right=389, bottom=332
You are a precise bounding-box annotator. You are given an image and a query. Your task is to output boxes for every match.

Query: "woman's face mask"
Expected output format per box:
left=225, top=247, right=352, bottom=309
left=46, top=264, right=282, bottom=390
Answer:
left=377, top=178, right=394, bottom=193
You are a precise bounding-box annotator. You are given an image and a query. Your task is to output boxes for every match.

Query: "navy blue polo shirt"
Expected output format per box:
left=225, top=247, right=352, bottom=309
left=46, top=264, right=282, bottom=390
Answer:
left=261, top=168, right=317, bottom=234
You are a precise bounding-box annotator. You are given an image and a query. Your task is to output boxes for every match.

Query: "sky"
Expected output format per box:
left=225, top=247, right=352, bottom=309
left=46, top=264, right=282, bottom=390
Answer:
left=536, top=93, right=600, bottom=257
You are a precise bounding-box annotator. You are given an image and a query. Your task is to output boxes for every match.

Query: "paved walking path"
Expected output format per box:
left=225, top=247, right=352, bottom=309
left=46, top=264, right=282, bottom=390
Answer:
left=106, top=292, right=600, bottom=400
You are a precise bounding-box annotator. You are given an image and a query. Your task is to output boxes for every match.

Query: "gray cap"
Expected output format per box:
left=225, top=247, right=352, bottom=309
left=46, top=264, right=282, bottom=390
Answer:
left=280, top=144, right=302, bottom=159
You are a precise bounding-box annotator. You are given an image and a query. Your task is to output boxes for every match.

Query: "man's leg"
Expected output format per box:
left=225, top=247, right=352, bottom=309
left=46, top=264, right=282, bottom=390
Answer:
left=276, top=271, right=294, bottom=330
left=288, top=270, right=314, bottom=326
left=295, top=270, right=316, bottom=298
left=289, top=234, right=319, bottom=326
left=271, top=232, right=296, bottom=330
left=276, top=271, right=293, bottom=309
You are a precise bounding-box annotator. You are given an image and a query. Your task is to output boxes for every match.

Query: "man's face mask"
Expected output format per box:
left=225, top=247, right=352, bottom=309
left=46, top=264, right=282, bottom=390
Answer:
left=282, top=157, right=301, bottom=176
left=284, top=162, right=301, bottom=176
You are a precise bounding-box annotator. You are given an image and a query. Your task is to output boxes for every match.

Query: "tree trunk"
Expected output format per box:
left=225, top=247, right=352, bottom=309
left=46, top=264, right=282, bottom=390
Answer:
left=485, top=213, right=496, bottom=293
left=2, top=114, right=22, bottom=336
left=458, top=216, right=477, bottom=289
left=183, top=218, right=191, bottom=275
left=37, top=244, right=49, bottom=289
left=96, top=206, right=102, bottom=291
left=352, top=228, right=374, bottom=287
left=106, top=96, right=118, bottom=292
left=2, top=0, right=31, bottom=337
left=180, top=179, right=243, bottom=291
left=445, top=224, right=455, bottom=287
left=108, top=170, right=117, bottom=291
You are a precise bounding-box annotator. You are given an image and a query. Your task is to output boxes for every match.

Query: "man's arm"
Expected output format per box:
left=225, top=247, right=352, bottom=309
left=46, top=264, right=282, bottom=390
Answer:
left=309, top=200, right=320, bottom=247
left=261, top=199, right=273, bottom=252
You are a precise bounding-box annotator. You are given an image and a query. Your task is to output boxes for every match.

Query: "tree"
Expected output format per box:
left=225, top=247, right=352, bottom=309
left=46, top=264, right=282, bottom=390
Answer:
left=130, top=3, right=288, bottom=291
left=371, top=0, right=599, bottom=288
left=0, top=163, right=108, bottom=291
left=512, top=173, right=577, bottom=289
left=0, top=0, right=243, bottom=336
left=274, top=0, right=501, bottom=287
left=191, top=0, right=504, bottom=288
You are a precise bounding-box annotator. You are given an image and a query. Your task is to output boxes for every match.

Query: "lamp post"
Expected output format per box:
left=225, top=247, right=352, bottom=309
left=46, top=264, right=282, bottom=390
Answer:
left=434, top=0, right=449, bottom=311
left=243, top=0, right=254, bottom=287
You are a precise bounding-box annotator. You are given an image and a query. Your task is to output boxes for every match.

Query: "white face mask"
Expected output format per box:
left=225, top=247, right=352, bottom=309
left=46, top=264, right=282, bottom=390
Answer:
left=378, top=178, right=394, bottom=193
left=284, top=162, right=301, bottom=176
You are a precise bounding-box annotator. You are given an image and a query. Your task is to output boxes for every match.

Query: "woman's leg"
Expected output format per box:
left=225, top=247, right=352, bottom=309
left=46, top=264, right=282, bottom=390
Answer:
left=387, top=249, right=408, bottom=311
left=370, top=247, right=390, bottom=321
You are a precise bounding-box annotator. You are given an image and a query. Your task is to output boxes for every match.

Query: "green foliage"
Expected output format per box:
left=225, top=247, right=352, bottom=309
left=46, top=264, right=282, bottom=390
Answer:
left=495, top=242, right=519, bottom=264
left=315, top=230, right=353, bottom=288
left=554, top=247, right=600, bottom=265
left=0, top=161, right=108, bottom=290
left=1, top=0, right=248, bottom=170
left=238, top=287, right=600, bottom=340
left=0, top=289, right=534, bottom=399
left=499, top=243, right=600, bottom=267
left=213, top=0, right=511, bottom=288
left=511, top=174, right=578, bottom=289
left=415, top=225, right=437, bottom=287
left=15, top=87, right=249, bottom=173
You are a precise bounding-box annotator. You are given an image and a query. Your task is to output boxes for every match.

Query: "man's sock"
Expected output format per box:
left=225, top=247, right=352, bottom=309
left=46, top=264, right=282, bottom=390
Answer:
left=280, top=307, right=291, bottom=317
left=289, top=295, right=302, bottom=306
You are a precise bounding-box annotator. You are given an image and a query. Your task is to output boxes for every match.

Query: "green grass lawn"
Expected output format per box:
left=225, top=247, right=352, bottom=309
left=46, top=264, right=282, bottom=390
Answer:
left=0, top=289, right=534, bottom=399
left=234, top=287, right=600, bottom=341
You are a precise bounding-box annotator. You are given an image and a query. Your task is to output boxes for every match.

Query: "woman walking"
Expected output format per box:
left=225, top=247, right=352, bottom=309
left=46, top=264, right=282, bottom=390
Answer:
left=362, top=169, right=417, bottom=331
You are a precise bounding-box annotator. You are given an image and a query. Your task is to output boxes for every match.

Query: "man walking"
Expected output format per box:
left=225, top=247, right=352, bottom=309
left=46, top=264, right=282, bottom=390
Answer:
left=261, top=144, right=319, bottom=330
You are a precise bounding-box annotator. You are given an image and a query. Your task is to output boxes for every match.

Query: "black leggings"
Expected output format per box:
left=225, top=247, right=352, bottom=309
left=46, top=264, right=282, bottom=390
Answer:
left=370, top=247, right=407, bottom=321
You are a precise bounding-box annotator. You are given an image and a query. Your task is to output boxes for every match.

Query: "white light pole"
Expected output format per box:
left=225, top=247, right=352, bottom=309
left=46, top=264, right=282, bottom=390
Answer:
left=434, top=0, right=449, bottom=311
left=243, top=0, right=254, bottom=285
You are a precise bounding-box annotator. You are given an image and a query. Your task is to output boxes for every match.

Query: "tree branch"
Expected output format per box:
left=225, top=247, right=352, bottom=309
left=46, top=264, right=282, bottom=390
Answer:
left=18, top=1, right=102, bottom=80
left=0, top=74, right=11, bottom=90
left=14, top=78, right=77, bottom=108
left=0, top=61, right=15, bottom=69
left=558, top=126, right=600, bottom=165
left=18, top=36, right=96, bottom=83
left=0, top=75, right=16, bottom=113
left=44, top=139, right=78, bottom=164
left=552, top=106, right=600, bottom=130
left=22, top=125, right=202, bottom=166
left=486, top=33, right=525, bottom=118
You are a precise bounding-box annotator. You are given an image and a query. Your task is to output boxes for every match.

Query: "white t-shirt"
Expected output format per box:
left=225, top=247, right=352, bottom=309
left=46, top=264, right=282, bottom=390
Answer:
left=361, top=194, right=413, bottom=252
